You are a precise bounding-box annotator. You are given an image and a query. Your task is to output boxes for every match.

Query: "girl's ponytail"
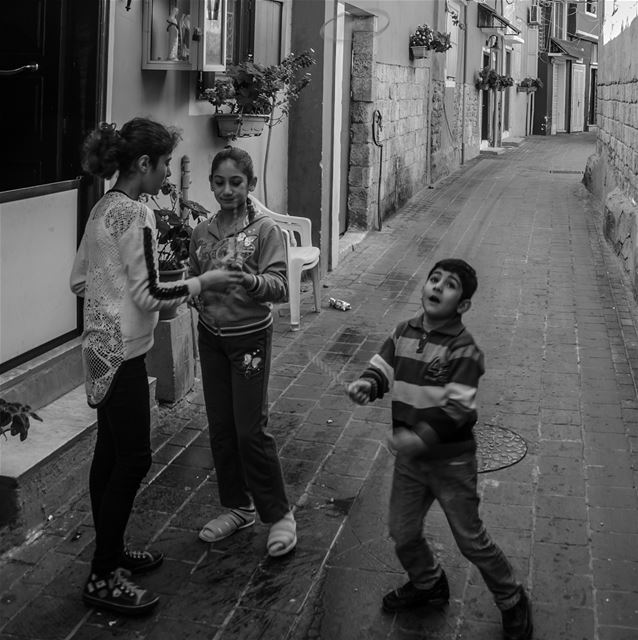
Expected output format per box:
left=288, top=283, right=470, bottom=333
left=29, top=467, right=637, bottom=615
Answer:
left=81, top=122, right=123, bottom=179
left=81, top=117, right=180, bottom=179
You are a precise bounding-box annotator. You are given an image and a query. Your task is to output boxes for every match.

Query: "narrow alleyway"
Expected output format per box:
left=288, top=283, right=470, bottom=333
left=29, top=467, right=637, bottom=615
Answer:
left=2, top=132, right=637, bottom=640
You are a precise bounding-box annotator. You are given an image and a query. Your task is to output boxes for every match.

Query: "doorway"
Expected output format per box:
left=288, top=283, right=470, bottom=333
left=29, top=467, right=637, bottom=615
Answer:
left=0, top=2, right=104, bottom=192
left=0, top=1, right=106, bottom=371
left=551, top=61, right=567, bottom=134
left=503, top=49, right=512, bottom=134
left=588, top=67, right=597, bottom=126
left=570, top=63, right=585, bottom=132
left=480, top=49, right=497, bottom=147
left=337, top=12, right=354, bottom=236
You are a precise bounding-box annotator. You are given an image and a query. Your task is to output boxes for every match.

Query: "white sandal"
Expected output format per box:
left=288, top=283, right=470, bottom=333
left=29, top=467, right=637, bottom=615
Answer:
left=267, top=512, right=297, bottom=557
left=198, top=508, right=256, bottom=543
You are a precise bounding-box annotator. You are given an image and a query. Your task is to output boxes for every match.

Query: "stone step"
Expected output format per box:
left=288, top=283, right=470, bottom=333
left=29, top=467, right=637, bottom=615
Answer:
left=0, top=379, right=158, bottom=553
left=502, top=136, right=525, bottom=147
left=480, top=146, right=506, bottom=156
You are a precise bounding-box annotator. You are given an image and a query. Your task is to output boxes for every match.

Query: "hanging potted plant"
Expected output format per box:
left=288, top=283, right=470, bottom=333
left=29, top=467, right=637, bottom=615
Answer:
left=204, top=50, right=315, bottom=140
left=497, top=74, right=514, bottom=91
left=409, top=24, right=452, bottom=59
left=517, top=77, right=544, bottom=93
left=475, top=67, right=513, bottom=91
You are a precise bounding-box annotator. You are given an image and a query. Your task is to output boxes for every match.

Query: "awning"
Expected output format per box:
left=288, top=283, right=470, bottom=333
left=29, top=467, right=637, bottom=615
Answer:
left=549, top=37, right=585, bottom=60
left=477, top=3, right=521, bottom=36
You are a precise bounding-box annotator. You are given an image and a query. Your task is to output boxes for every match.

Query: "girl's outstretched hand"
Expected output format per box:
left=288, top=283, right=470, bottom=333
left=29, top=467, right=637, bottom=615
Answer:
left=198, top=269, right=245, bottom=292
left=347, top=379, right=371, bottom=405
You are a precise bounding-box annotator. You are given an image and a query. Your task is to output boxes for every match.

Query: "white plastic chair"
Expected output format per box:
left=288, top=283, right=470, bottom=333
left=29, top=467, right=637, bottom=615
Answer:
left=250, top=196, right=321, bottom=330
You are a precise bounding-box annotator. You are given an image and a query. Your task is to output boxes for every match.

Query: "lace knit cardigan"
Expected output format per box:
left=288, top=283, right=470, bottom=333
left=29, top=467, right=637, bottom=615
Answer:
left=70, top=191, right=202, bottom=407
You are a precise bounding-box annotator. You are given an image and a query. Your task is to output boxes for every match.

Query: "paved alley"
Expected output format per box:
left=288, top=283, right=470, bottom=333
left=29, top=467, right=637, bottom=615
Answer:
left=2, top=132, right=638, bottom=640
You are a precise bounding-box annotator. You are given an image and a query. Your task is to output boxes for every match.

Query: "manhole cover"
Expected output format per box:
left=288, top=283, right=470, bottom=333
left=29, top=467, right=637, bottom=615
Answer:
left=475, top=424, right=527, bottom=473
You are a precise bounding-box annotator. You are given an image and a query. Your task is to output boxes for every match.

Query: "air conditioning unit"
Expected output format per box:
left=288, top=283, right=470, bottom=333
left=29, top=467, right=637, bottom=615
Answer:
left=528, top=5, right=540, bottom=25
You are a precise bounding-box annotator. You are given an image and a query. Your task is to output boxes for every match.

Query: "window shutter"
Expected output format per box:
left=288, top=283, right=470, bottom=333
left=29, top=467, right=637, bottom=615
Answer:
left=253, top=0, right=283, bottom=65
left=445, top=1, right=460, bottom=83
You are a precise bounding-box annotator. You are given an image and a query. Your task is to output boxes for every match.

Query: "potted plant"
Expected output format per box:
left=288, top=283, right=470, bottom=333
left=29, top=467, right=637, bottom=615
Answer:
left=204, top=49, right=315, bottom=140
left=144, top=181, right=210, bottom=319
left=409, top=24, right=453, bottom=59
left=518, top=77, right=543, bottom=93
left=498, top=74, right=514, bottom=90
left=1, top=398, right=42, bottom=443
left=476, top=67, right=499, bottom=90
left=204, top=49, right=315, bottom=204
left=475, top=67, right=514, bottom=91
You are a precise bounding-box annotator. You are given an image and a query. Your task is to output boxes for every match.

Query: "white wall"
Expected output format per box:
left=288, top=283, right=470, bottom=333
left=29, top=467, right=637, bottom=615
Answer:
left=0, top=189, right=78, bottom=362
left=109, top=1, right=291, bottom=213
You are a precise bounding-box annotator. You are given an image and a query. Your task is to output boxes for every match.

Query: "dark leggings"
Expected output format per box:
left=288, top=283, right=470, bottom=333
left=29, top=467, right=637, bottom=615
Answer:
left=89, top=355, right=152, bottom=575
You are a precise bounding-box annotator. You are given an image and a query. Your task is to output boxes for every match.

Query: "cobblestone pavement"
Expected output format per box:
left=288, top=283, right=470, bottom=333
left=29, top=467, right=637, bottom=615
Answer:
left=2, top=132, right=638, bottom=640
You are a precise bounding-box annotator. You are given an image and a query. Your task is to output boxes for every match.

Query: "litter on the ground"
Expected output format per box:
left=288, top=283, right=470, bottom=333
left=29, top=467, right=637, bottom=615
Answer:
left=329, top=297, right=351, bottom=311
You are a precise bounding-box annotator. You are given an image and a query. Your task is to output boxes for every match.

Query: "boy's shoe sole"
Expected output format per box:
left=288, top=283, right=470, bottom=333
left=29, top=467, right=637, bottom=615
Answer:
left=382, top=593, right=449, bottom=612
left=382, top=572, right=450, bottom=612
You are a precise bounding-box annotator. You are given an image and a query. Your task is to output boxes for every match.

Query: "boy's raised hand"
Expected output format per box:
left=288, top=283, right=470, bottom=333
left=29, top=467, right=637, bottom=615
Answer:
left=347, top=379, right=372, bottom=405
left=388, top=427, right=428, bottom=456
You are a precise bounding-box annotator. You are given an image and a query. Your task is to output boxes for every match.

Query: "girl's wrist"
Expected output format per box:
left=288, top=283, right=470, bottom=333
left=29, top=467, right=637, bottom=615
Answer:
left=246, top=274, right=259, bottom=291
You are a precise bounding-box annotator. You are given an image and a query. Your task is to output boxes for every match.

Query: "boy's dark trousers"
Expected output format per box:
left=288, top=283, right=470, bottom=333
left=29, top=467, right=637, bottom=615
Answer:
left=389, top=451, right=521, bottom=610
left=198, top=324, right=289, bottom=523
left=90, top=355, right=152, bottom=575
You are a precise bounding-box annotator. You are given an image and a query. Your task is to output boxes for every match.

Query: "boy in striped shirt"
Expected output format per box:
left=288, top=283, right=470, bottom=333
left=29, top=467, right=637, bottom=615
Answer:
left=347, top=259, right=532, bottom=640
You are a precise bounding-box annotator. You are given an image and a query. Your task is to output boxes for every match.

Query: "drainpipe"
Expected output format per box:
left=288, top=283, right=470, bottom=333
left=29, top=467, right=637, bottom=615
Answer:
left=496, top=0, right=505, bottom=147
left=461, top=1, right=469, bottom=164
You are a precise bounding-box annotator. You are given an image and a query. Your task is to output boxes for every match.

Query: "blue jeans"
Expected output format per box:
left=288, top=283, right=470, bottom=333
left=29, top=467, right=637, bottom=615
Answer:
left=198, top=324, right=289, bottom=523
left=389, top=451, right=521, bottom=610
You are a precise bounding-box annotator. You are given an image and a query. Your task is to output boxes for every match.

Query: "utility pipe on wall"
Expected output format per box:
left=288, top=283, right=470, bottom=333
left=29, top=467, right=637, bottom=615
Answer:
left=372, top=109, right=384, bottom=231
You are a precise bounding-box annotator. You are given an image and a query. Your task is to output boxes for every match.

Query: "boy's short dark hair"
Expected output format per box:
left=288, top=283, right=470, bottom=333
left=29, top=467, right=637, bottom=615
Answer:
left=428, top=258, right=478, bottom=300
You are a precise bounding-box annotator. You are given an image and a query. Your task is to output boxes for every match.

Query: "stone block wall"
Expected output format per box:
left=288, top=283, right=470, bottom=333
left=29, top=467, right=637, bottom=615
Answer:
left=348, top=60, right=430, bottom=229
left=584, top=8, right=638, bottom=294
left=429, top=81, right=478, bottom=184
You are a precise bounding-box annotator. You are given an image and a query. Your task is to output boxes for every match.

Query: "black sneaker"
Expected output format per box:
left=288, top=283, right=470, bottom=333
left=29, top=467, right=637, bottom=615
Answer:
left=120, top=547, right=164, bottom=574
left=83, top=567, right=159, bottom=616
left=382, top=571, right=449, bottom=612
left=502, top=589, right=533, bottom=640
